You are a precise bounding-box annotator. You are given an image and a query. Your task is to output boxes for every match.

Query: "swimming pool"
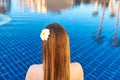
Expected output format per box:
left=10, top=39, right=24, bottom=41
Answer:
left=0, top=0, right=120, bottom=80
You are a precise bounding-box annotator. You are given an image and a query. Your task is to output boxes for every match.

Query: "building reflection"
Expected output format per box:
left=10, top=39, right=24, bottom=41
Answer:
left=18, top=0, right=74, bottom=13
left=18, top=0, right=47, bottom=13
left=92, top=0, right=106, bottom=43
left=0, top=0, right=11, bottom=13
left=110, top=0, right=120, bottom=47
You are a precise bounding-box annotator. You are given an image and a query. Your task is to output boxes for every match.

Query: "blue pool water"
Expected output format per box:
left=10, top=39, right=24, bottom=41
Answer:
left=0, top=0, right=120, bottom=80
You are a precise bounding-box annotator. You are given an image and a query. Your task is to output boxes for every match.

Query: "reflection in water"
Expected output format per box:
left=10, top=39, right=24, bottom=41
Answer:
left=92, top=0, right=118, bottom=17
left=0, top=0, right=11, bottom=27
left=82, top=0, right=90, bottom=4
left=74, top=0, right=81, bottom=6
left=18, top=0, right=47, bottom=13
left=0, top=0, right=5, bottom=12
left=110, top=0, right=120, bottom=47
left=18, top=0, right=74, bottom=13
left=17, top=0, right=120, bottom=15
left=109, top=0, right=116, bottom=17
left=92, top=0, right=106, bottom=43
left=46, top=0, right=73, bottom=12
left=0, top=0, right=11, bottom=13
left=93, top=0, right=99, bottom=16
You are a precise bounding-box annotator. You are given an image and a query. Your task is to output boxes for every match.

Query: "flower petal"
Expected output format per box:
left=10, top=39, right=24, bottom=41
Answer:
left=40, top=29, right=50, bottom=41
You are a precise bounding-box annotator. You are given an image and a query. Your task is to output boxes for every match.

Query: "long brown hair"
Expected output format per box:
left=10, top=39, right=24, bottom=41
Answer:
left=42, top=23, right=70, bottom=80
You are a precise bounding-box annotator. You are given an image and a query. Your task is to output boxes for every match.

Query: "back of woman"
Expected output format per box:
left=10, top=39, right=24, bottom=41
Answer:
left=26, top=63, right=84, bottom=80
left=26, top=23, right=84, bottom=80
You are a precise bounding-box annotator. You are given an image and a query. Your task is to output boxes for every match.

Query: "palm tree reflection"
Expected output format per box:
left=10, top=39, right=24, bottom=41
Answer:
left=93, top=0, right=99, bottom=16
left=109, top=0, right=116, bottom=17
left=92, top=0, right=106, bottom=43
left=110, top=0, right=120, bottom=47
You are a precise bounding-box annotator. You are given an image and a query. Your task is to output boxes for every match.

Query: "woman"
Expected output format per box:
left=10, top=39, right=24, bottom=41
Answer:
left=26, top=23, right=84, bottom=80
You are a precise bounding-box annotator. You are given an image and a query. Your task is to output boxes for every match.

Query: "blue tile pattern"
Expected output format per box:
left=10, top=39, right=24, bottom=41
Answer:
left=0, top=0, right=120, bottom=80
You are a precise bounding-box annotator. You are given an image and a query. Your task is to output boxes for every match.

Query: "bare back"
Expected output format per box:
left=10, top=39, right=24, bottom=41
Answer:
left=26, top=62, right=84, bottom=80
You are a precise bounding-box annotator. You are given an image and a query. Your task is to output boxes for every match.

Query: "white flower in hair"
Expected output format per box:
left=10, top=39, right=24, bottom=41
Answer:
left=40, top=29, right=50, bottom=41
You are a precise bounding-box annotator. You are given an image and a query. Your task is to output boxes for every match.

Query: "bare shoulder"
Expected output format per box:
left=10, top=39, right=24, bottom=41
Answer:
left=25, top=64, right=43, bottom=80
left=73, top=62, right=83, bottom=69
left=70, top=62, right=84, bottom=80
left=71, top=62, right=83, bottom=71
left=27, top=64, right=43, bottom=73
left=71, top=62, right=82, bottom=67
left=29, top=64, right=43, bottom=70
